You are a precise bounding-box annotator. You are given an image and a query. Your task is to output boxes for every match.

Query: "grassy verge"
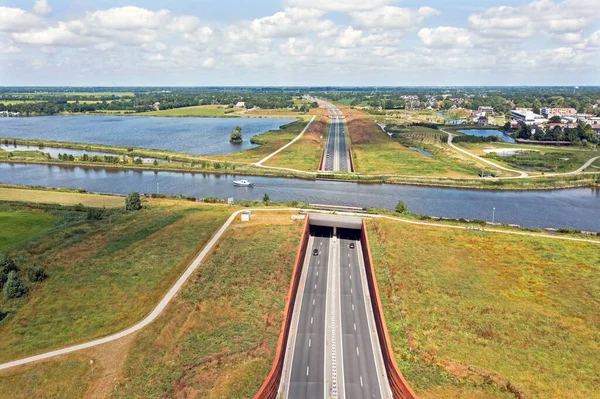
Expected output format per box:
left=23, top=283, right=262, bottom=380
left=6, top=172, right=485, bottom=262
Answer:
left=264, top=116, right=327, bottom=171
left=0, top=199, right=230, bottom=362
left=0, top=186, right=124, bottom=208
left=116, top=212, right=302, bottom=398
left=368, top=218, right=600, bottom=398
left=343, top=108, right=480, bottom=177
left=138, top=105, right=241, bottom=117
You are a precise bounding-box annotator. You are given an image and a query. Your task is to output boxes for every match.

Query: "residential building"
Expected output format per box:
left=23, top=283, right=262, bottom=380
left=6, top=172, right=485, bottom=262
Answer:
left=541, top=107, right=577, bottom=117
left=477, top=106, right=494, bottom=114
left=235, top=101, right=245, bottom=108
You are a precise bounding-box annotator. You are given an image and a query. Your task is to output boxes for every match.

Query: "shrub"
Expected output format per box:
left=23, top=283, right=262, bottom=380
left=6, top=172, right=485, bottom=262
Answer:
left=263, top=193, right=270, bottom=204
left=0, top=253, right=17, bottom=275
left=87, top=208, right=106, bottom=220
left=27, top=265, right=47, bottom=282
left=125, top=192, right=142, bottom=211
left=395, top=200, right=408, bottom=214
left=4, top=271, right=28, bottom=299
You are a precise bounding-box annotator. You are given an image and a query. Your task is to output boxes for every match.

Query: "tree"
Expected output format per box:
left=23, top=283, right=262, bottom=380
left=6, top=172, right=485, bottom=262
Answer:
left=4, top=271, right=27, bottom=299
left=229, top=126, right=243, bottom=143
left=549, top=115, right=562, bottom=123
left=27, top=265, right=47, bottom=283
left=395, top=200, right=408, bottom=214
left=153, top=159, right=158, bottom=166
left=263, top=193, right=270, bottom=204
left=516, top=123, right=532, bottom=140
left=0, top=253, right=17, bottom=276
left=502, top=122, right=511, bottom=131
left=125, top=192, right=142, bottom=211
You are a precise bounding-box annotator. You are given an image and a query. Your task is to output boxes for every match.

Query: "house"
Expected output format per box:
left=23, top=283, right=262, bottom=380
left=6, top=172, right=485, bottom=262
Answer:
left=152, top=102, right=160, bottom=110
left=477, top=106, right=494, bottom=114
left=235, top=101, right=245, bottom=108
left=541, top=107, right=577, bottom=118
left=477, top=116, right=489, bottom=125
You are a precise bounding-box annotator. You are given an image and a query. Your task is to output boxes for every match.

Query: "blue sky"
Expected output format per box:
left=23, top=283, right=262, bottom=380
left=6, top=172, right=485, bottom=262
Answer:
left=1, top=0, right=599, bottom=86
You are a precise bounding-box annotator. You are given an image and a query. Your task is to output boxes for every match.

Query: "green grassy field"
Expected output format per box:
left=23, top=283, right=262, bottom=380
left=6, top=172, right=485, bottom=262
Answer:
left=264, top=117, right=326, bottom=170
left=368, top=218, right=600, bottom=398
left=457, top=142, right=600, bottom=173
left=106, top=212, right=302, bottom=398
left=207, top=119, right=307, bottom=163
left=0, top=199, right=230, bottom=362
left=0, top=187, right=125, bottom=208
left=139, top=105, right=239, bottom=117
left=345, top=110, right=480, bottom=177
left=0, top=208, right=56, bottom=251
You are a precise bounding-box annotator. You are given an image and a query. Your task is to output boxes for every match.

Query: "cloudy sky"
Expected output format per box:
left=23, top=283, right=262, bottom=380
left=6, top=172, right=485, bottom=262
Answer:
left=1, top=0, right=599, bottom=86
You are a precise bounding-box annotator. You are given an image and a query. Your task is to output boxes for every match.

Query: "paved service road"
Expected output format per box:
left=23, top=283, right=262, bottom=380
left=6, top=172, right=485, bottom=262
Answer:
left=288, top=226, right=332, bottom=399
left=339, top=228, right=385, bottom=398
left=322, top=106, right=351, bottom=172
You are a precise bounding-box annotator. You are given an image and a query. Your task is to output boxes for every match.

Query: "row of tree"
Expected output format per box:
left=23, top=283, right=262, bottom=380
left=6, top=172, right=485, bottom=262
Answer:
left=512, top=122, right=598, bottom=145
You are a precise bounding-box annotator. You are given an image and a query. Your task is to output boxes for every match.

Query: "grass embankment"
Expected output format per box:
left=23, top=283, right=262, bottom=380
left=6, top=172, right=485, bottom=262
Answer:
left=264, top=116, right=327, bottom=171
left=0, top=208, right=56, bottom=251
left=0, top=199, right=230, bottom=362
left=137, top=104, right=316, bottom=119
left=368, top=218, right=600, bottom=398
left=116, top=212, right=302, bottom=397
left=207, top=119, right=307, bottom=163
left=343, top=108, right=481, bottom=177
left=0, top=186, right=124, bottom=208
left=456, top=141, right=600, bottom=173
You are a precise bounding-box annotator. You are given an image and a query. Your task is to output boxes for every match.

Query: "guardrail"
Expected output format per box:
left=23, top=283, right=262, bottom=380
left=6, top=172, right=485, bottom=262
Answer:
left=254, top=216, right=311, bottom=399
left=360, top=220, right=418, bottom=399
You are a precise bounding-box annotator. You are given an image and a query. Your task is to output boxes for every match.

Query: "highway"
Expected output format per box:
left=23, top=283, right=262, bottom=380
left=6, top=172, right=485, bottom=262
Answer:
left=286, top=226, right=332, bottom=399
left=281, top=222, right=390, bottom=398
left=322, top=106, right=351, bottom=172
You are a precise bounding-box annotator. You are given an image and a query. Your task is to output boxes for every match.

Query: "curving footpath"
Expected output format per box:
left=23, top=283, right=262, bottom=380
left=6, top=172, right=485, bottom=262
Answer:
left=0, top=207, right=597, bottom=374
left=0, top=208, right=291, bottom=372
left=255, top=115, right=316, bottom=167
left=442, top=129, right=529, bottom=178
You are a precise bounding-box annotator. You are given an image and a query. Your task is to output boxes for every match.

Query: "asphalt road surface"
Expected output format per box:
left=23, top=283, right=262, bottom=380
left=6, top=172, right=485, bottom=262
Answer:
left=288, top=226, right=332, bottom=399
left=323, top=107, right=351, bottom=172
left=339, top=228, right=384, bottom=398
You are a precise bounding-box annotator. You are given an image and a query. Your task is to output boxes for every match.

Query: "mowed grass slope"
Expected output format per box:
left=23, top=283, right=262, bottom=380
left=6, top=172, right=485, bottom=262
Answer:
left=368, top=219, right=600, bottom=398
left=0, top=199, right=230, bottom=362
left=265, top=116, right=327, bottom=171
left=343, top=108, right=478, bottom=177
left=0, top=208, right=56, bottom=251
left=0, top=187, right=124, bottom=208
left=116, top=213, right=302, bottom=398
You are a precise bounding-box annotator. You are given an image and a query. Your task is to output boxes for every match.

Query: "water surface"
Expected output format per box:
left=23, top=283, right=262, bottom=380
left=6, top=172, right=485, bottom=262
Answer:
left=0, top=115, right=295, bottom=155
left=458, top=129, right=515, bottom=143
left=1, top=163, right=598, bottom=231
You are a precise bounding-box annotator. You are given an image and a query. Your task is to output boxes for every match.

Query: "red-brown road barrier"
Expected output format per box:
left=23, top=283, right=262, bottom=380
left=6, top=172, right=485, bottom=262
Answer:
left=255, top=217, right=417, bottom=398
left=361, top=220, right=417, bottom=399
left=254, top=216, right=311, bottom=399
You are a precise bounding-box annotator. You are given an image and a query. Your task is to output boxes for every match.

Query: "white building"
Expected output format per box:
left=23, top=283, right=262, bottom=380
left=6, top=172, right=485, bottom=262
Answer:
left=235, top=101, right=245, bottom=108
left=477, top=106, right=494, bottom=114
left=511, top=109, right=547, bottom=125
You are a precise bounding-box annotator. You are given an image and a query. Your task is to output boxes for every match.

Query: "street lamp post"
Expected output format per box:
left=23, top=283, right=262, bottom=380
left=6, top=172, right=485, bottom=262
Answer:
left=492, top=207, right=496, bottom=223
left=156, top=182, right=159, bottom=195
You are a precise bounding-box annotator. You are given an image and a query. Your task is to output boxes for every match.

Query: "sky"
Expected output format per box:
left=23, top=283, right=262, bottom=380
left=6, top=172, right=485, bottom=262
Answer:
left=0, top=0, right=599, bottom=86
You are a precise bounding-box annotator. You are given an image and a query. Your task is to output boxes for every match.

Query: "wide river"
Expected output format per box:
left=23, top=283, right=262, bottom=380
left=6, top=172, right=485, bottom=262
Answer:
left=0, top=115, right=295, bottom=155
left=1, top=163, right=598, bottom=231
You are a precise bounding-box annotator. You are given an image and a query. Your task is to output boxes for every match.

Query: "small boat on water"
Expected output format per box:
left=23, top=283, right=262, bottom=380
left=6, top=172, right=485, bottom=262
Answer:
left=233, top=179, right=254, bottom=187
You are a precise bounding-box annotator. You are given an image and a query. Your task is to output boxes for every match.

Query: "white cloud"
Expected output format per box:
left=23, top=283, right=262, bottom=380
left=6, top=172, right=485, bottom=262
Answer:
left=182, top=27, right=213, bottom=44
left=351, top=6, right=440, bottom=30
left=0, top=42, right=22, bottom=53
left=79, top=7, right=171, bottom=31
left=250, top=8, right=332, bottom=38
left=336, top=27, right=363, bottom=48
left=33, top=0, right=52, bottom=16
left=285, top=0, right=391, bottom=12
left=141, top=42, right=167, bottom=52
left=0, top=6, right=45, bottom=31
left=418, top=27, right=472, bottom=48
left=13, top=22, right=93, bottom=47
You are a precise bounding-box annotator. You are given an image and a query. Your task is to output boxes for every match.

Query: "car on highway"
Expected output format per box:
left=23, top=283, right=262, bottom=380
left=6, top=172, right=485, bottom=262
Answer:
left=312, top=249, right=319, bottom=256
left=349, top=243, right=355, bottom=249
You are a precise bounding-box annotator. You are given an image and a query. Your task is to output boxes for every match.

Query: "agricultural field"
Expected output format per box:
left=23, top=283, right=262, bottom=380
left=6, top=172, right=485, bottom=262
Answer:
left=139, top=105, right=240, bottom=117
left=343, top=108, right=480, bottom=177
left=368, top=218, right=600, bottom=398
left=0, top=210, right=302, bottom=399
left=264, top=116, right=327, bottom=171
left=388, top=125, right=446, bottom=145
left=0, top=186, right=124, bottom=208
left=0, top=197, right=230, bottom=363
